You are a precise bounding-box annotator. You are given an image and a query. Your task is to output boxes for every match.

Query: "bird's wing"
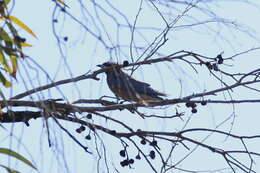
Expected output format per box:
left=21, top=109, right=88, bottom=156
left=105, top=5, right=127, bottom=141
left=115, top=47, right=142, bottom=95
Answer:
left=126, top=76, right=167, bottom=97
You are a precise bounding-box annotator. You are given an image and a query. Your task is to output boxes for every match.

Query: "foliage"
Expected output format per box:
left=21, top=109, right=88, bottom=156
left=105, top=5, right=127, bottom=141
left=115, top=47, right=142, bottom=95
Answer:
left=0, top=0, right=36, bottom=87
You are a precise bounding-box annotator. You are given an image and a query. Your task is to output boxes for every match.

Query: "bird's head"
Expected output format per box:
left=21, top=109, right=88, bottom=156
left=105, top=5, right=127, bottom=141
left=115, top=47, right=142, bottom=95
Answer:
left=97, top=62, right=121, bottom=73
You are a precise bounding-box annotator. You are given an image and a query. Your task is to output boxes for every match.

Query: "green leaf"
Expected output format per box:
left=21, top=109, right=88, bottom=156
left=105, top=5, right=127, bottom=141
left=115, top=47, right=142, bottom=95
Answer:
left=0, top=71, right=11, bottom=87
left=0, top=165, right=21, bottom=173
left=0, top=28, right=12, bottom=42
left=3, top=0, right=11, bottom=5
left=10, top=55, right=17, bottom=77
left=56, top=0, right=69, bottom=7
left=0, top=51, right=12, bottom=73
left=0, top=148, right=37, bottom=170
left=8, top=16, right=37, bottom=38
left=0, top=29, right=13, bottom=49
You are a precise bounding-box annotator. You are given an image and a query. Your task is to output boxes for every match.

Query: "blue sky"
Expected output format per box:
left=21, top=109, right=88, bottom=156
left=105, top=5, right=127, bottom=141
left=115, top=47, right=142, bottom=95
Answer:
left=1, top=0, right=260, bottom=173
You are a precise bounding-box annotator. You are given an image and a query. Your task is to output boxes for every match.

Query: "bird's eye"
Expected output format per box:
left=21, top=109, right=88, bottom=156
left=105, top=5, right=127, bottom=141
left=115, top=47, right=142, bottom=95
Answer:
left=103, top=62, right=112, bottom=67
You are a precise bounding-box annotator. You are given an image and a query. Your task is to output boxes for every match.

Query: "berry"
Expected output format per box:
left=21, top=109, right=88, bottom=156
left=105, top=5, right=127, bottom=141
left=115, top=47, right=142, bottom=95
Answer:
left=212, top=63, right=219, bottom=71
left=86, top=113, right=92, bottom=119
left=150, top=150, right=155, bottom=159
left=150, top=140, right=158, bottom=147
left=80, top=125, right=86, bottom=131
left=123, top=60, right=129, bottom=67
left=135, top=154, right=141, bottom=160
left=129, top=159, right=134, bottom=164
left=205, top=62, right=213, bottom=70
left=185, top=102, right=192, bottom=108
left=140, top=139, right=146, bottom=145
left=119, top=150, right=126, bottom=157
left=63, top=36, right=68, bottom=42
left=216, top=54, right=223, bottom=64
left=201, top=101, right=207, bottom=106
left=191, top=108, right=197, bottom=113
left=85, top=135, right=91, bottom=140
left=76, top=128, right=82, bottom=133
left=120, top=159, right=129, bottom=167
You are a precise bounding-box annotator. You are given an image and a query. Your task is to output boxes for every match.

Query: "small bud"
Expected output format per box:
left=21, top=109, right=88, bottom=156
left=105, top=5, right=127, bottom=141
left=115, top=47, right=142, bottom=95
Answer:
left=111, top=130, right=116, bottom=134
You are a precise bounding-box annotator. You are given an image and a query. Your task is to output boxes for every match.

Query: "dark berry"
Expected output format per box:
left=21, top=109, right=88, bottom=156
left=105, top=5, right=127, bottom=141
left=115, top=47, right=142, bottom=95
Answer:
left=191, top=108, right=197, bottom=113
left=205, top=62, right=213, bottom=70
left=201, top=101, right=207, bottom=106
left=123, top=60, right=129, bottom=67
left=80, top=125, right=86, bottom=131
left=150, top=150, right=155, bottom=159
left=216, top=54, right=223, bottom=64
left=119, top=150, right=126, bottom=157
left=63, top=36, right=68, bottom=42
left=53, top=19, right=58, bottom=23
left=120, top=159, right=129, bottom=167
left=185, top=102, right=191, bottom=107
left=85, top=135, right=91, bottom=140
left=86, top=113, right=92, bottom=119
left=185, top=102, right=194, bottom=108
left=135, top=154, right=141, bottom=160
left=150, top=140, right=158, bottom=147
left=76, top=128, right=82, bottom=133
left=129, top=159, right=134, bottom=164
left=61, top=8, right=66, bottom=12
left=212, top=63, right=219, bottom=71
left=140, top=139, right=146, bottom=145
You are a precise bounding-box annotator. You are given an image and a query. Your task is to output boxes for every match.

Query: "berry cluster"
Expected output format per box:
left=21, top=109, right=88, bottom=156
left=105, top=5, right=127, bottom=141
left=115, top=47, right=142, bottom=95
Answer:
left=185, top=101, right=207, bottom=113
left=205, top=54, right=224, bottom=71
left=119, top=138, right=158, bottom=168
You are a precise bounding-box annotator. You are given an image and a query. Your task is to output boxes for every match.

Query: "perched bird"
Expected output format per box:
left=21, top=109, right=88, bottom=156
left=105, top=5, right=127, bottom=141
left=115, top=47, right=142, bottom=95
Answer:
left=97, top=62, right=167, bottom=106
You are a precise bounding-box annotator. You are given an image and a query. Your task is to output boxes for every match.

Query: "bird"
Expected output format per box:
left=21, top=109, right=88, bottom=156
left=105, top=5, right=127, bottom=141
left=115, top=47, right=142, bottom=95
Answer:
left=97, top=62, right=167, bottom=106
